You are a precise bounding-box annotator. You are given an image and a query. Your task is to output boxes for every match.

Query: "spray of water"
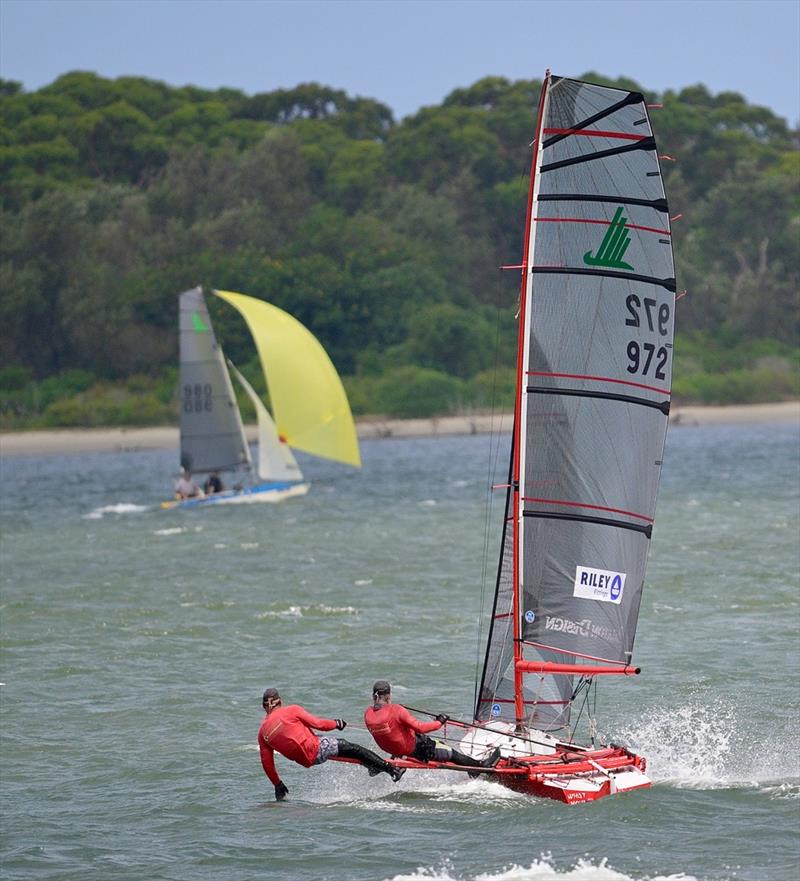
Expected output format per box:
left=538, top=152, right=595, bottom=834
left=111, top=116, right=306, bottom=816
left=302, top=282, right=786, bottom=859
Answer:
left=614, top=697, right=800, bottom=792
left=83, top=502, right=149, bottom=519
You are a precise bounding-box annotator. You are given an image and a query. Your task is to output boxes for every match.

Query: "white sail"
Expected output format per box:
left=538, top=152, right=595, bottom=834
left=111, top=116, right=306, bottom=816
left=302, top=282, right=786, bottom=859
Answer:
left=227, top=360, right=303, bottom=483
left=178, top=287, right=252, bottom=475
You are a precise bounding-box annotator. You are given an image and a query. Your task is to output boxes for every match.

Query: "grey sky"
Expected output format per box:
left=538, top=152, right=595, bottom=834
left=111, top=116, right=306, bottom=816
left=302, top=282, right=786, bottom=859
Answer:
left=1, top=0, right=798, bottom=124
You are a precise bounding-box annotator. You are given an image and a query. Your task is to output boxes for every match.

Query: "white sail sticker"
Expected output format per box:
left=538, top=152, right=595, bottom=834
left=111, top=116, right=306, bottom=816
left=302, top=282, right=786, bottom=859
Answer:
left=574, top=566, right=626, bottom=604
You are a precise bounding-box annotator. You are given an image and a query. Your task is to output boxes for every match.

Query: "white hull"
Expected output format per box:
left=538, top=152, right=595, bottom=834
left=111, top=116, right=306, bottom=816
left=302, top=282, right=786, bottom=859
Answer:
left=161, top=481, right=310, bottom=510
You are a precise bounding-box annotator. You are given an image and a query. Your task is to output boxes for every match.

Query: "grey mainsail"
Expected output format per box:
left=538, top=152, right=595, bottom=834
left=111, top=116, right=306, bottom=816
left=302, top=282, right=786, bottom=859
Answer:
left=476, top=75, right=674, bottom=732
left=178, top=287, right=251, bottom=475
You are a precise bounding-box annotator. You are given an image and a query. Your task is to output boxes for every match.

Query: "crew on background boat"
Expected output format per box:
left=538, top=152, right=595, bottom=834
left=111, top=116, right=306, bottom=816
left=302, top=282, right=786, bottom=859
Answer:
left=258, top=687, right=405, bottom=801
left=364, top=680, right=500, bottom=771
left=174, top=469, right=202, bottom=499
left=203, top=471, right=224, bottom=494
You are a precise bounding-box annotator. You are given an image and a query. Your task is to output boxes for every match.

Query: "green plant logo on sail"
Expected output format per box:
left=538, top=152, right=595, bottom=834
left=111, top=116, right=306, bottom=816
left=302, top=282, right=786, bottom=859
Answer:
left=191, top=312, right=210, bottom=333
left=584, top=207, right=635, bottom=270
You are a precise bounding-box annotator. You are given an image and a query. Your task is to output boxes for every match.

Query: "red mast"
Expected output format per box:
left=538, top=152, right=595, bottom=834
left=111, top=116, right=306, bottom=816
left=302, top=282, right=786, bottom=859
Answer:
left=511, top=70, right=550, bottom=728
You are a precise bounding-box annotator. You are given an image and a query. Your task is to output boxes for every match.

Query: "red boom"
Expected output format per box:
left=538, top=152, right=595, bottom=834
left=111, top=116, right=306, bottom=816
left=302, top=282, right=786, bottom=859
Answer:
left=516, top=661, right=641, bottom=676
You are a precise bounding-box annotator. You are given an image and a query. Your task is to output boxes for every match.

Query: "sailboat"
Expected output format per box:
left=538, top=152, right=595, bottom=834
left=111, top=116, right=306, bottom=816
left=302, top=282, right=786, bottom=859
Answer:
left=348, top=73, right=675, bottom=802
left=161, top=287, right=361, bottom=509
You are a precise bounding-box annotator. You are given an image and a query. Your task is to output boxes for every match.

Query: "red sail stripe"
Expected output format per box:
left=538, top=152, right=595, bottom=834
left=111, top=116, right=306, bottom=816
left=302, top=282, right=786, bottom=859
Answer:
left=522, top=640, right=627, bottom=666
left=527, top=371, right=671, bottom=395
left=543, top=127, right=647, bottom=141
left=477, top=697, right=569, bottom=705
left=522, top=496, right=654, bottom=523
left=533, top=216, right=670, bottom=236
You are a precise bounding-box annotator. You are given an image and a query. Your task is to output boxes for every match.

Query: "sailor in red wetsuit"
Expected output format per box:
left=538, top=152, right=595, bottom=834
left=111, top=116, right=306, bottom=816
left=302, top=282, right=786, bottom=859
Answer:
left=364, top=680, right=500, bottom=771
left=258, top=687, right=405, bottom=800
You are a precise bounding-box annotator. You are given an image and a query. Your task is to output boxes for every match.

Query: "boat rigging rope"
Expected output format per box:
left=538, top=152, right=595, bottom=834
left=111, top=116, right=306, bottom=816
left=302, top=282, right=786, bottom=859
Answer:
left=401, top=704, right=585, bottom=755
left=472, top=268, right=515, bottom=713
left=568, top=677, right=603, bottom=747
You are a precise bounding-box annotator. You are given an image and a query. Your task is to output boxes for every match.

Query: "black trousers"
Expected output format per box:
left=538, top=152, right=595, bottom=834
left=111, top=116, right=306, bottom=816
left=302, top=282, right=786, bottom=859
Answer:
left=411, top=733, right=481, bottom=767
left=336, top=738, right=392, bottom=774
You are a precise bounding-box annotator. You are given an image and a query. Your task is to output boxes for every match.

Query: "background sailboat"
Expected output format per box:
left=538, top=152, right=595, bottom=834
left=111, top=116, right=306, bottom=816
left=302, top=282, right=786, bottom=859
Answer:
left=162, top=287, right=360, bottom=508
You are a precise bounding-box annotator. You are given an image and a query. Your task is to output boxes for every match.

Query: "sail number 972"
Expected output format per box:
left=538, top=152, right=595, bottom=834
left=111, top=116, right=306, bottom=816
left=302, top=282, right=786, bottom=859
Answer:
left=625, top=295, right=670, bottom=380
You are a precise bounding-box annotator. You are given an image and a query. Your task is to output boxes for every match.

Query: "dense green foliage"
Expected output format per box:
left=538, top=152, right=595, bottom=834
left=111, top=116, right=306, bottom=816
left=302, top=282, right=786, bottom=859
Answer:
left=0, top=72, right=797, bottom=427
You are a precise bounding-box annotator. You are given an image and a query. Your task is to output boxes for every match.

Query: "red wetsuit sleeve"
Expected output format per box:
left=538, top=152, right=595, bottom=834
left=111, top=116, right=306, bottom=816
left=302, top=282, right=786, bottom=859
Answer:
left=259, top=739, right=281, bottom=786
left=294, top=706, right=337, bottom=732
left=396, top=705, right=441, bottom=735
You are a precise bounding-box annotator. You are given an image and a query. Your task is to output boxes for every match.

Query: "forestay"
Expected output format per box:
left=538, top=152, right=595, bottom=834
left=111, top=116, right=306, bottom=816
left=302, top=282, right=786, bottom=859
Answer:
left=477, top=75, right=675, bottom=732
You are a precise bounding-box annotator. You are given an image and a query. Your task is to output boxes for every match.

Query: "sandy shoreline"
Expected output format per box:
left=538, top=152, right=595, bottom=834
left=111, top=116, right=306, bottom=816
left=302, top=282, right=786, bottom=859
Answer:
left=0, top=402, right=797, bottom=458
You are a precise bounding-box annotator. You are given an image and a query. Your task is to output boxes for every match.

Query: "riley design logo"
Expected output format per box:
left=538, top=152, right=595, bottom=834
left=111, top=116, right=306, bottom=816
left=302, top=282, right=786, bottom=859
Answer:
left=573, top=565, right=626, bottom=605
left=583, top=207, right=634, bottom=270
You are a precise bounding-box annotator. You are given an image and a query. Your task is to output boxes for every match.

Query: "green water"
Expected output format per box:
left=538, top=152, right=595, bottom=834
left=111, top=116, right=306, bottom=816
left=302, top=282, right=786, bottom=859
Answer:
left=1, top=423, right=798, bottom=881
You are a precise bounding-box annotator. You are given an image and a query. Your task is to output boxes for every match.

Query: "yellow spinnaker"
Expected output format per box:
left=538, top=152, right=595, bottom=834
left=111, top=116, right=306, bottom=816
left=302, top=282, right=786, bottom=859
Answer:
left=213, top=289, right=361, bottom=468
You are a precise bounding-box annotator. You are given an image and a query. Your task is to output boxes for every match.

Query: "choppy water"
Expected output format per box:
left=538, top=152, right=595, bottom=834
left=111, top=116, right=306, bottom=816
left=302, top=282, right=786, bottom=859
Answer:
left=1, top=422, right=798, bottom=881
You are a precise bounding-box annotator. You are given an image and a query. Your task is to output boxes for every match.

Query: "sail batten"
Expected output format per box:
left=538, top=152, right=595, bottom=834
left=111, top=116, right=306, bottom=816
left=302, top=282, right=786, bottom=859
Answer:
left=476, top=72, right=675, bottom=733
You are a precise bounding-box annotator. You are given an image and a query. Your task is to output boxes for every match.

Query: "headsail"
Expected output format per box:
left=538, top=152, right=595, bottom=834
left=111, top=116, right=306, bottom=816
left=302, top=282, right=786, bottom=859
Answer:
left=178, top=287, right=251, bottom=475
left=213, top=290, right=361, bottom=469
left=227, top=360, right=303, bottom=483
left=477, top=74, right=675, bottom=732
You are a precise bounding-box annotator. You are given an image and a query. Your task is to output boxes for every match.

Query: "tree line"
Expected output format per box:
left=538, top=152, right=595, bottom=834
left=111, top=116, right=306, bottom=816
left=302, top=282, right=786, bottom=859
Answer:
left=0, top=71, right=797, bottom=427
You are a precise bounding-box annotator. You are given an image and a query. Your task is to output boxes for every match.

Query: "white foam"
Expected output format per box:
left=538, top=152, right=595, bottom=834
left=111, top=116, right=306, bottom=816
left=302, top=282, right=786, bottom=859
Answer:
left=153, top=527, right=186, bottom=536
left=83, top=502, right=148, bottom=519
left=256, top=604, right=359, bottom=619
left=382, top=857, right=702, bottom=881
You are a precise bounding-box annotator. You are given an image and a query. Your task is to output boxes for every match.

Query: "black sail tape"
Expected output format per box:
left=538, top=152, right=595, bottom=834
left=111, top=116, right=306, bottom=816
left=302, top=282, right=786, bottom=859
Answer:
left=542, top=91, right=645, bottom=149
left=541, top=138, right=656, bottom=174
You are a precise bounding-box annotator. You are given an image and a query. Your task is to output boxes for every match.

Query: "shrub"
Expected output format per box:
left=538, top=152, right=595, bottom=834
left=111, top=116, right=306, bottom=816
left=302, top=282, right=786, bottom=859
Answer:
left=373, top=366, right=465, bottom=418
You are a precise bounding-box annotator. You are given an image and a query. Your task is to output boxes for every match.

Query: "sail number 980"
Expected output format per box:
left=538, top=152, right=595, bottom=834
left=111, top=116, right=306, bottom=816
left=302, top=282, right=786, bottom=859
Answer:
left=183, top=383, right=213, bottom=413
left=625, top=295, right=670, bottom=380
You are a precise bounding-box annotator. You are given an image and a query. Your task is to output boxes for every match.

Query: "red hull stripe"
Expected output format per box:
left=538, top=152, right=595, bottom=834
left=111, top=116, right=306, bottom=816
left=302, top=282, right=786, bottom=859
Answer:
left=543, top=127, right=647, bottom=142
left=522, top=496, right=654, bottom=523
left=528, top=371, right=671, bottom=395
left=533, top=216, right=670, bottom=236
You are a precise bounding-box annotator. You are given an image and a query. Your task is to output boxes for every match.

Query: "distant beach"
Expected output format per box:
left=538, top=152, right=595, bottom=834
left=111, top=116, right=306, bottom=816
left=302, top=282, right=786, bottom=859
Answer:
left=0, top=402, right=797, bottom=458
